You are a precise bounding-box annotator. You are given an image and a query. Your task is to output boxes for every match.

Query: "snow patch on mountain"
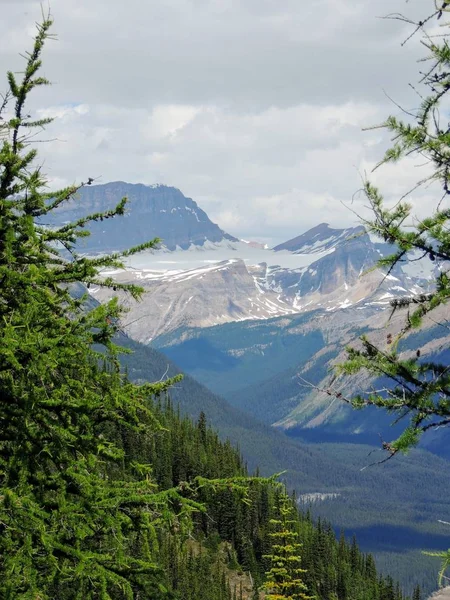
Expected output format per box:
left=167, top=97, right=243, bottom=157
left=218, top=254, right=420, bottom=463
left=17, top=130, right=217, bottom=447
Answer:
left=93, top=221, right=434, bottom=340
left=94, top=259, right=298, bottom=341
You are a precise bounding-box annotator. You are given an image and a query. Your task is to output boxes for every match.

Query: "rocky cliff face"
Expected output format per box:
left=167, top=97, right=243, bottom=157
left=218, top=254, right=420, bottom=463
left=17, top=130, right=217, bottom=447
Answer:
left=91, top=259, right=296, bottom=342
left=89, top=215, right=431, bottom=342
left=429, top=589, right=450, bottom=600
left=47, top=182, right=237, bottom=252
left=251, top=230, right=420, bottom=314
left=150, top=293, right=449, bottom=451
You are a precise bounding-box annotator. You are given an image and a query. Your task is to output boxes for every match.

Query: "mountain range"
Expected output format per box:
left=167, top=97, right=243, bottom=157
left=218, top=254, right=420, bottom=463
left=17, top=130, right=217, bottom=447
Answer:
left=89, top=224, right=432, bottom=340
left=53, top=181, right=439, bottom=441
left=51, top=181, right=448, bottom=594
left=46, top=181, right=237, bottom=252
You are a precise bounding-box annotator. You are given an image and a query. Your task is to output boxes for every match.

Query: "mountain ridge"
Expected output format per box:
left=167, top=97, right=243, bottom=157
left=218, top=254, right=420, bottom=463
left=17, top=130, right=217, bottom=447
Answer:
left=46, top=181, right=238, bottom=252
left=273, top=223, right=366, bottom=253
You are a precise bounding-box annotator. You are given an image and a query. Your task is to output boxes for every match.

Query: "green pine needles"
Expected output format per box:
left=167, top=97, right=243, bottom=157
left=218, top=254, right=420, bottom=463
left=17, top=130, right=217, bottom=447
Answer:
left=334, top=2, right=450, bottom=587
left=337, top=1, right=450, bottom=456
left=0, top=15, right=181, bottom=599
left=263, top=492, right=312, bottom=600
left=0, top=15, right=261, bottom=599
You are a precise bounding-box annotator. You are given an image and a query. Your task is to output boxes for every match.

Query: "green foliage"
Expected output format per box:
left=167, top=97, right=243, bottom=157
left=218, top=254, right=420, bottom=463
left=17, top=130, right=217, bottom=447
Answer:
left=423, top=547, right=450, bottom=589
left=337, top=2, right=450, bottom=453
left=263, top=492, right=311, bottom=600
left=412, top=584, right=422, bottom=600
left=96, top=394, right=406, bottom=600
left=0, top=15, right=259, bottom=599
left=336, top=1, right=450, bottom=589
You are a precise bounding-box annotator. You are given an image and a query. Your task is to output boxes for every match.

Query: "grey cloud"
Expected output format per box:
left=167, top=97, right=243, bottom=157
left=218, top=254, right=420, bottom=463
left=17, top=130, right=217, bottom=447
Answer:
left=0, top=0, right=436, bottom=242
left=28, top=100, right=388, bottom=242
left=0, top=0, right=427, bottom=110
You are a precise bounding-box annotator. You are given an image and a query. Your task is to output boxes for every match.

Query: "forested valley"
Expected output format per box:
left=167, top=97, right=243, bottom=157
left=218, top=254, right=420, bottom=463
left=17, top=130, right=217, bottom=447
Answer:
left=1, top=2, right=450, bottom=599
left=109, top=398, right=413, bottom=600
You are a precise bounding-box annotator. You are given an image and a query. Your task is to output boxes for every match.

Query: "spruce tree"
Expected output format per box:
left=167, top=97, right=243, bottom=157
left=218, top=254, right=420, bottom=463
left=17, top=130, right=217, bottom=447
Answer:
left=263, top=492, right=311, bottom=600
left=412, top=584, right=422, bottom=600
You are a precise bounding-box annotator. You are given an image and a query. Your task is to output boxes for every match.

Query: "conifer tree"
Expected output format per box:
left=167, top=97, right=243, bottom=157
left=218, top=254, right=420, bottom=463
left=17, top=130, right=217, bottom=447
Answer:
left=0, top=14, right=257, bottom=599
left=412, top=584, right=422, bottom=600
left=263, top=492, right=311, bottom=600
left=334, top=0, right=450, bottom=587
left=336, top=1, right=450, bottom=455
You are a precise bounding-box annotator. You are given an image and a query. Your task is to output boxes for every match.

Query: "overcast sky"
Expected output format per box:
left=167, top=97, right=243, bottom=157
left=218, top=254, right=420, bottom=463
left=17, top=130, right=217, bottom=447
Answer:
left=0, top=0, right=438, bottom=244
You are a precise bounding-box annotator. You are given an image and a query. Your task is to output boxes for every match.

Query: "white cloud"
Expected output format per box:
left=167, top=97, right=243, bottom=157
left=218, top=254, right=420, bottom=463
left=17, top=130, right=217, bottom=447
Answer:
left=144, top=105, right=202, bottom=139
left=0, top=0, right=441, bottom=243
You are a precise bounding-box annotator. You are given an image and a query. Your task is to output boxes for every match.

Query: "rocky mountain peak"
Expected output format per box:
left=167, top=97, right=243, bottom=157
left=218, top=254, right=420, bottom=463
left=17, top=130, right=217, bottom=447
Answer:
left=52, top=179, right=432, bottom=340
left=46, top=181, right=237, bottom=252
left=273, top=223, right=366, bottom=254
left=92, top=258, right=296, bottom=341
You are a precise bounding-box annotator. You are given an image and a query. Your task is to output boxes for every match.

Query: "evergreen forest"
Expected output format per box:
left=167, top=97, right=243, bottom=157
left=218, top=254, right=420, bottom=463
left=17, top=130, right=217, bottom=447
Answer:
left=0, top=3, right=449, bottom=599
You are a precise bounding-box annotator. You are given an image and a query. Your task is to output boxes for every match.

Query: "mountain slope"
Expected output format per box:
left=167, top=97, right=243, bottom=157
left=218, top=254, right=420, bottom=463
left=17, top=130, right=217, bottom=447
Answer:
left=92, top=259, right=297, bottom=341
left=45, top=182, right=237, bottom=252
left=77, top=285, right=447, bottom=595
left=153, top=301, right=450, bottom=442
left=128, top=395, right=412, bottom=599
left=273, top=223, right=366, bottom=253
left=118, top=328, right=450, bottom=595
left=92, top=243, right=425, bottom=343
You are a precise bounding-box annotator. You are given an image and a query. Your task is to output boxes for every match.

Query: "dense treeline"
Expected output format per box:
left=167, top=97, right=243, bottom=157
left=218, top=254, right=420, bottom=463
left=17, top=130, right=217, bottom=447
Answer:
left=127, top=398, right=416, bottom=600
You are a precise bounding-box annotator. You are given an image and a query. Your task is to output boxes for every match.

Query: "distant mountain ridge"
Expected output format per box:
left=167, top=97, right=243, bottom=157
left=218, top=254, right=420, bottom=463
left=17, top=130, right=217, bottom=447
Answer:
left=92, top=258, right=297, bottom=342
left=273, top=223, right=366, bottom=253
left=71, top=182, right=448, bottom=595
left=92, top=229, right=428, bottom=341
left=46, top=181, right=237, bottom=252
left=252, top=231, right=392, bottom=312
left=48, top=180, right=430, bottom=337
